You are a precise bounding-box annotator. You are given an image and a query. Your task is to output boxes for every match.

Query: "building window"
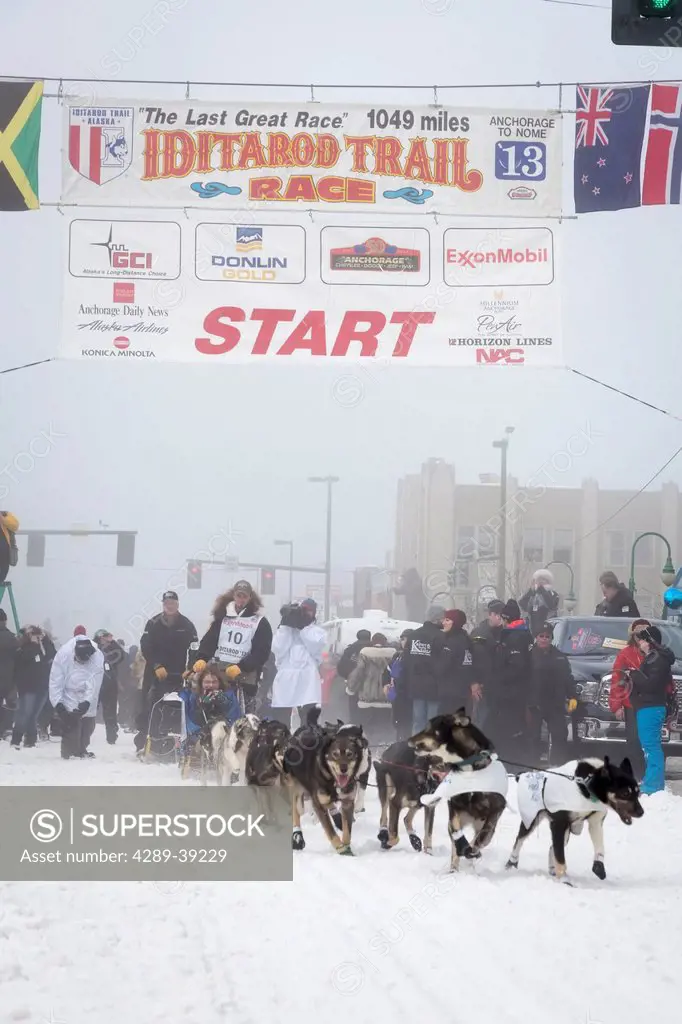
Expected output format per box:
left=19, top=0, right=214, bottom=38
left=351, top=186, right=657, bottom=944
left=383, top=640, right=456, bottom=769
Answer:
left=606, top=531, right=625, bottom=568
left=633, top=531, right=654, bottom=568
left=553, top=529, right=573, bottom=565
left=523, top=527, right=544, bottom=564
left=452, top=561, right=470, bottom=588
left=456, top=525, right=475, bottom=560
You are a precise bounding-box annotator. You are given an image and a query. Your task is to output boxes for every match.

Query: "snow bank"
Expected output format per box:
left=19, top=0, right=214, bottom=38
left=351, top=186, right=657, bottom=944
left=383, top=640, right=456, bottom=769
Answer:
left=1, top=733, right=680, bottom=1024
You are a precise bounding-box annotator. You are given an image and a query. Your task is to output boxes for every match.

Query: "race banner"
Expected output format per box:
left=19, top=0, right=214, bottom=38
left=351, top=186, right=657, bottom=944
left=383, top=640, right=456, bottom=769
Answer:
left=59, top=216, right=563, bottom=367
left=61, top=100, right=562, bottom=217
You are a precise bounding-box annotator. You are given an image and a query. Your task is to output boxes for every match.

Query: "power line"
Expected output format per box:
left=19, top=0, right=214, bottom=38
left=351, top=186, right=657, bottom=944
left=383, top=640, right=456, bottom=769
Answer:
left=568, top=367, right=682, bottom=423
left=0, top=73, right=678, bottom=91
left=1, top=358, right=54, bottom=375
left=579, top=444, right=682, bottom=542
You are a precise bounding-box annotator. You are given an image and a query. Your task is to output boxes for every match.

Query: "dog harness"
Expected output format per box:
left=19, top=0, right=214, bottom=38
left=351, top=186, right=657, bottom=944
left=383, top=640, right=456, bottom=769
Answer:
left=516, top=760, right=604, bottom=830
left=420, top=753, right=509, bottom=806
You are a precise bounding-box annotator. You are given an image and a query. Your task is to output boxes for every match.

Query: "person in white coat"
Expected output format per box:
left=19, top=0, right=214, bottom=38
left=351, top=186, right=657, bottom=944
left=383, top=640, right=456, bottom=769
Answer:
left=49, top=635, right=105, bottom=760
left=270, top=599, right=325, bottom=728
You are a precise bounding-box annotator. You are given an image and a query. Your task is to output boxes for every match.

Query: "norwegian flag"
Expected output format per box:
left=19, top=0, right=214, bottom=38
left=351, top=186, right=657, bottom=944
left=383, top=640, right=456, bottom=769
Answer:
left=576, top=87, right=614, bottom=148
left=642, top=83, right=682, bottom=206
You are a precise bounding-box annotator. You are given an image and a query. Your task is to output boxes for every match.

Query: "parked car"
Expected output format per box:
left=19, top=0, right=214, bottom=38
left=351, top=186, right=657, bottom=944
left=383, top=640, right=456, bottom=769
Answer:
left=548, top=616, right=682, bottom=756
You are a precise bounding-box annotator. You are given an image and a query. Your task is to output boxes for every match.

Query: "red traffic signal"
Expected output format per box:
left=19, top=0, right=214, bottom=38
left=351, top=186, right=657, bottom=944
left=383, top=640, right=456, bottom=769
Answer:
left=261, top=566, right=276, bottom=595
left=187, top=559, right=202, bottom=590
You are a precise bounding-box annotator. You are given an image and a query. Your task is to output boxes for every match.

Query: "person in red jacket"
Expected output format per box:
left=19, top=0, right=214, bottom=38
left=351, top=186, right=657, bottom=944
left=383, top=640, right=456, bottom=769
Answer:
left=609, top=618, right=650, bottom=780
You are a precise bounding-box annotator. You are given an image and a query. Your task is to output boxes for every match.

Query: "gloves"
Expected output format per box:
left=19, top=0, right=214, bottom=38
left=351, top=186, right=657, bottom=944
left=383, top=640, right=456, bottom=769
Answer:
left=154, top=666, right=168, bottom=681
left=225, top=665, right=241, bottom=681
left=77, top=701, right=90, bottom=715
left=55, top=702, right=68, bottom=718
left=567, top=698, right=578, bottom=713
left=192, top=660, right=207, bottom=674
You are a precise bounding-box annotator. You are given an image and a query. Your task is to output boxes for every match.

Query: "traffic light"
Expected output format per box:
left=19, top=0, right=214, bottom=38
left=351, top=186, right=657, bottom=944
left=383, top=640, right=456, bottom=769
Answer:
left=261, top=566, right=276, bottom=595
left=612, top=0, right=682, bottom=46
left=116, top=532, right=136, bottom=567
left=26, top=533, right=45, bottom=567
left=187, top=559, right=202, bottom=589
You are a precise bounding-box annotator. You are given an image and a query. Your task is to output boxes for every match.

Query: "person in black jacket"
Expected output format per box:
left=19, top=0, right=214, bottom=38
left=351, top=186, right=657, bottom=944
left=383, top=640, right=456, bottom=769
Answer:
left=404, top=605, right=448, bottom=735
left=134, top=591, right=198, bottom=752
left=439, top=610, right=475, bottom=714
left=10, top=625, right=56, bottom=748
left=94, top=630, right=125, bottom=744
left=594, top=571, right=640, bottom=617
left=192, top=581, right=272, bottom=714
left=0, top=609, right=18, bottom=737
left=527, top=622, right=577, bottom=765
left=519, top=569, right=560, bottom=637
left=469, top=599, right=506, bottom=730
left=629, top=624, right=675, bottom=794
left=485, top=600, right=533, bottom=769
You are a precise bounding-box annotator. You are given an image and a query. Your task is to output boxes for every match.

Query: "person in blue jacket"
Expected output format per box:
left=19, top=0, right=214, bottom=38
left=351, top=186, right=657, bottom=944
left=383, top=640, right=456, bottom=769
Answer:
left=181, top=663, right=242, bottom=743
left=628, top=624, right=675, bottom=795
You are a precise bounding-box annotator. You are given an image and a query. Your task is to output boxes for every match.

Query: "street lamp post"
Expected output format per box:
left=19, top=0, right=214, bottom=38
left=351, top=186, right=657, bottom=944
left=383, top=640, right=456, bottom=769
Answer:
left=544, top=560, right=577, bottom=613
left=274, top=539, right=294, bottom=603
left=629, top=532, right=676, bottom=617
left=492, top=427, right=514, bottom=602
left=308, top=476, right=340, bottom=622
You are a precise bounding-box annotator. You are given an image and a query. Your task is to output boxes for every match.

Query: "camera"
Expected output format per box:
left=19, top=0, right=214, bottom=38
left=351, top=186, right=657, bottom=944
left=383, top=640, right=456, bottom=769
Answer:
left=280, top=603, right=308, bottom=630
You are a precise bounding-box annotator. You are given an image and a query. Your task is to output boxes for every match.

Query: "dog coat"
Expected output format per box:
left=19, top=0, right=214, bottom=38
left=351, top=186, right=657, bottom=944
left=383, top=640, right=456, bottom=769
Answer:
left=420, top=754, right=509, bottom=806
left=516, top=760, right=605, bottom=830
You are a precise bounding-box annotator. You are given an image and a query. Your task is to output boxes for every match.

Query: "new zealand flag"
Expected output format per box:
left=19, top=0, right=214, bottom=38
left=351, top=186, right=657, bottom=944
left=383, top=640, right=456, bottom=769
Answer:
left=574, top=85, right=650, bottom=214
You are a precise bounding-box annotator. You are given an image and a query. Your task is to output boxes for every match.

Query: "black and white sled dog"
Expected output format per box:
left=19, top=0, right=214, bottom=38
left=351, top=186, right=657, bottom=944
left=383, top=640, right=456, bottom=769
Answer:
left=374, top=740, right=445, bottom=853
left=409, top=710, right=507, bottom=872
left=212, top=713, right=260, bottom=786
left=507, top=755, right=644, bottom=884
left=284, top=707, right=368, bottom=856
left=323, top=718, right=371, bottom=829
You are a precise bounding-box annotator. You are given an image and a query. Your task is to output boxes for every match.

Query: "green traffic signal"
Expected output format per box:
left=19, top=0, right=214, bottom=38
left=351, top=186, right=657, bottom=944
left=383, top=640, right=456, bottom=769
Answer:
left=638, top=0, right=678, bottom=14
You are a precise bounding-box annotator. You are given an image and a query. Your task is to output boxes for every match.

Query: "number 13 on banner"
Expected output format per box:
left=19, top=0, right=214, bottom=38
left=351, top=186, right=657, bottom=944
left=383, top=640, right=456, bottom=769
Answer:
left=495, top=141, right=547, bottom=181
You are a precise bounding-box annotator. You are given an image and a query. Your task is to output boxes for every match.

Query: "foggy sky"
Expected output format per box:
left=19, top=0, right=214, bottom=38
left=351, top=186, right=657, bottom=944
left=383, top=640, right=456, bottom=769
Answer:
left=2, top=0, right=682, bottom=640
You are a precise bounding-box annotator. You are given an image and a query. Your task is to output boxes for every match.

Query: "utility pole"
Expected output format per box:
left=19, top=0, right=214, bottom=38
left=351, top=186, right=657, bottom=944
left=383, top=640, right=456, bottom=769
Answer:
left=492, top=428, right=514, bottom=601
left=309, top=476, right=339, bottom=621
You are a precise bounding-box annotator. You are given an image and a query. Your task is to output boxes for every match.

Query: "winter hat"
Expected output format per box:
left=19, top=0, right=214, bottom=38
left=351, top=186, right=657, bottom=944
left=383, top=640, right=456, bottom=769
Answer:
left=73, top=625, right=87, bottom=636
left=93, top=629, right=110, bottom=642
left=503, top=599, right=521, bottom=621
left=426, top=604, right=446, bottom=624
left=74, top=638, right=96, bottom=663
left=628, top=618, right=651, bottom=640
left=301, top=598, right=317, bottom=612
left=357, top=629, right=371, bottom=641
left=599, top=571, right=620, bottom=589
left=162, top=590, right=179, bottom=602
left=371, top=633, right=388, bottom=645
left=487, top=600, right=506, bottom=616
left=234, top=580, right=253, bottom=595
left=444, top=609, right=467, bottom=629
left=536, top=622, right=554, bottom=638
left=636, top=624, right=662, bottom=645
left=532, top=569, right=554, bottom=587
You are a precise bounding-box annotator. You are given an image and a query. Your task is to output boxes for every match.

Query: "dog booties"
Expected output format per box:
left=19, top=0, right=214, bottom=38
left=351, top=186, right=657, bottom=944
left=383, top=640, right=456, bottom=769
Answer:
left=420, top=754, right=509, bottom=806
left=516, top=760, right=605, bottom=830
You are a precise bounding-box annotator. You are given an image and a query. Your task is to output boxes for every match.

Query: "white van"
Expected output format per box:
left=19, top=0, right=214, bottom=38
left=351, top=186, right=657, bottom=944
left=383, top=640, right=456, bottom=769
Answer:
left=320, top=610, right=422, bottom=662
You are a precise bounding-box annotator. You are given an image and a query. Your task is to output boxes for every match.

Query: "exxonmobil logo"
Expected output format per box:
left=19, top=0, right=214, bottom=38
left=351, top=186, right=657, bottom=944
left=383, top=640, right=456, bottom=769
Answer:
left=447, top=247, right=549, bottom=268
left=476, top=349, right=525, bottom=365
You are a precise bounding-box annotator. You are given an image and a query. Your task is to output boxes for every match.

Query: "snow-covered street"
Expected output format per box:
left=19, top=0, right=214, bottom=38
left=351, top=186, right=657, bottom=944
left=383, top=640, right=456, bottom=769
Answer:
left=1, top=732, right=681, bottom=1024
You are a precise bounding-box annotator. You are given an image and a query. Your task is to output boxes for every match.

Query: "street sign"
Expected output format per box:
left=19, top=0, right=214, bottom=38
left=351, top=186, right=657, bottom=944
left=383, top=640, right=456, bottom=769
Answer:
left=225, top=556, right=240, bottom=572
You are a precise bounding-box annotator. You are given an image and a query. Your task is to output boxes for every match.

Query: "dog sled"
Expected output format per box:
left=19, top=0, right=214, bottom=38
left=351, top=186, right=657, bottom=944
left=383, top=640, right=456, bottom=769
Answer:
left=140, top=688, right=188, bottom=765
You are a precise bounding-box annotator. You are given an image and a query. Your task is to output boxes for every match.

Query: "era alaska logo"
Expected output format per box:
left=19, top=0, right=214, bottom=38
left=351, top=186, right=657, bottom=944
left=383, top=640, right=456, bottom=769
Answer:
left=68, top=106, right=134, bottom=185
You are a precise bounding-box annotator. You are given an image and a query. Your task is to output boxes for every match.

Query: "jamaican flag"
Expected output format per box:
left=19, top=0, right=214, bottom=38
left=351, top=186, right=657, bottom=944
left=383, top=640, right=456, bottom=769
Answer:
left=0, top=80, right=43, bottom=211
